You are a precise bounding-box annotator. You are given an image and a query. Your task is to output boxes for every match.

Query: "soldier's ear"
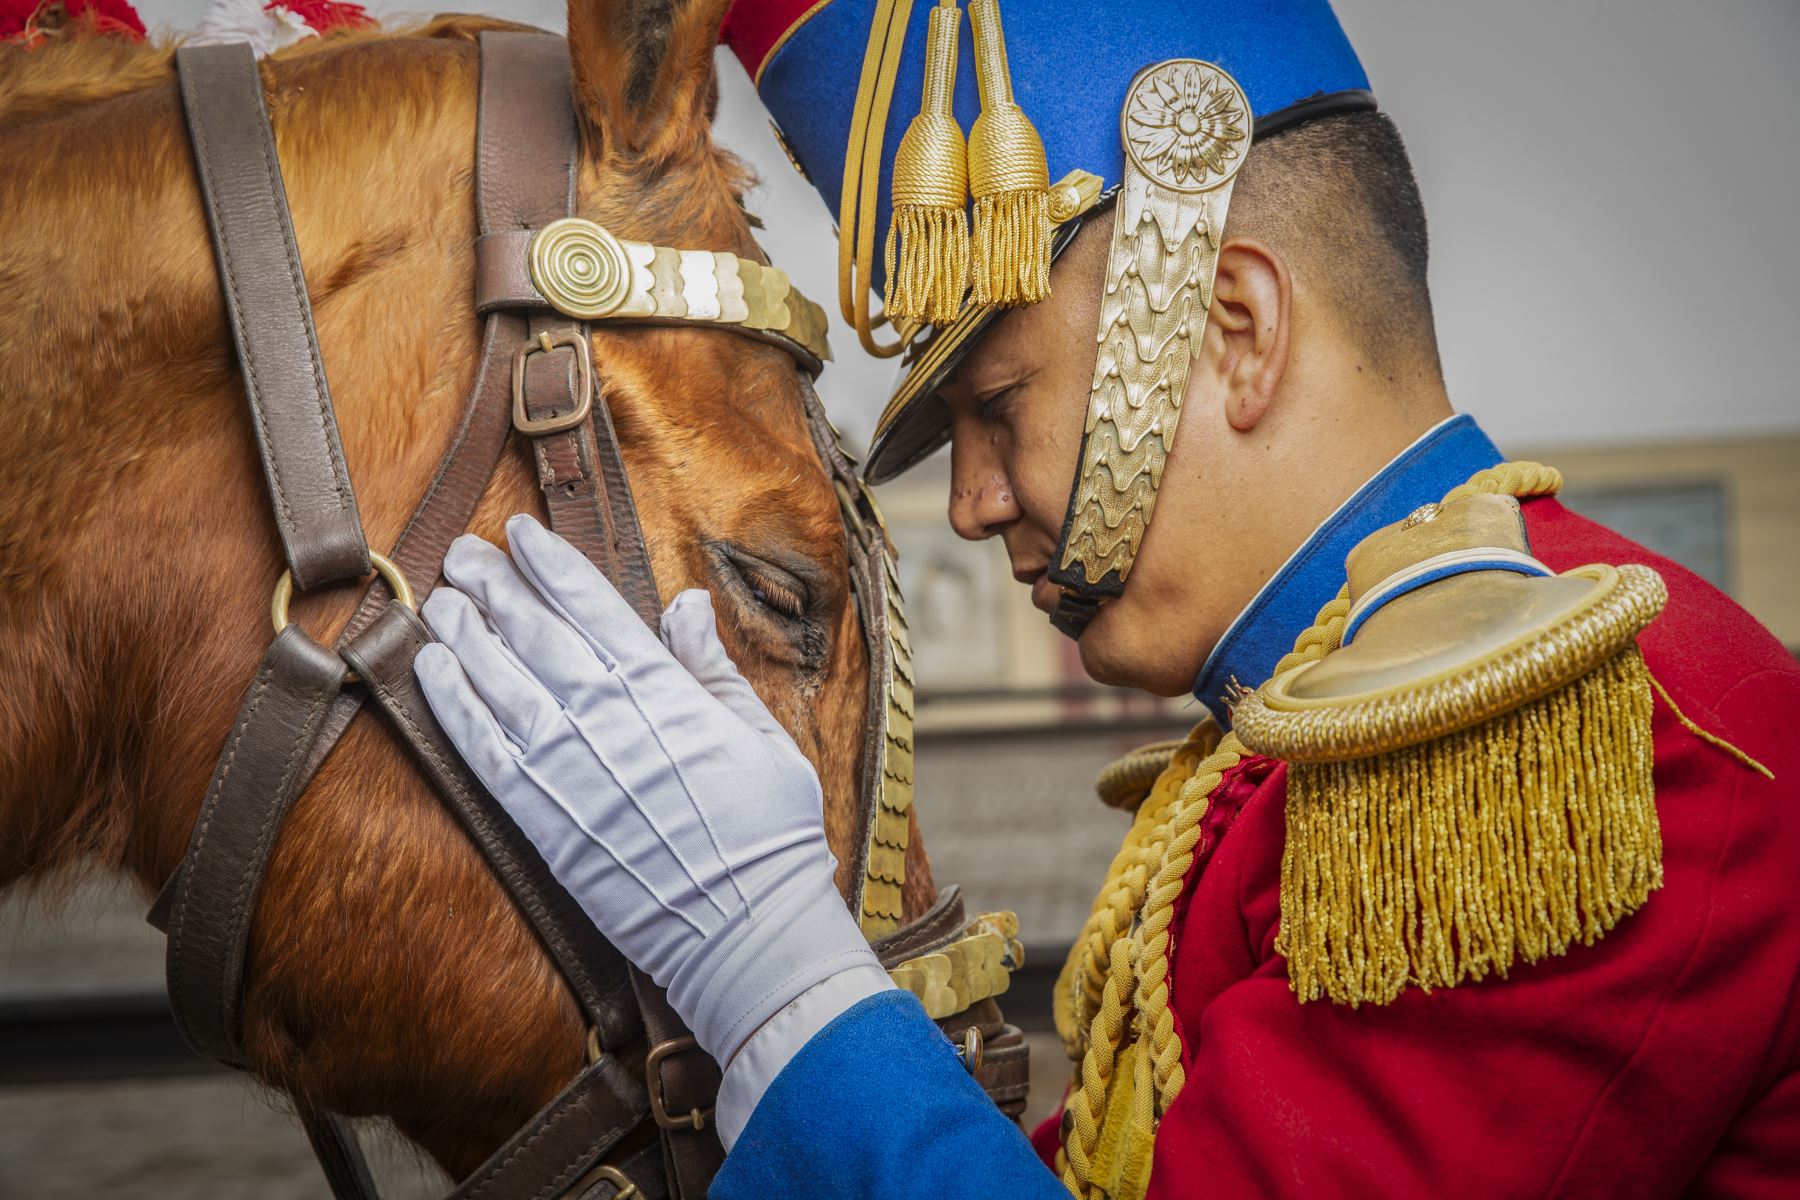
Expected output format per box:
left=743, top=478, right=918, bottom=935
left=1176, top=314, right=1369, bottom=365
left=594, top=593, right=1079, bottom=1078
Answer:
left=1204, top=236, right=1292, bottom=433
left=567, top=0, right=729, bottom=163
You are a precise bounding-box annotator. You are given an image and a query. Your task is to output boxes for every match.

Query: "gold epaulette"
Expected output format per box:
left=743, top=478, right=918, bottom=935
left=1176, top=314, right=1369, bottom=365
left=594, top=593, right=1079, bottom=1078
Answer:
left=1233, top=493, right=1668, bottom=1007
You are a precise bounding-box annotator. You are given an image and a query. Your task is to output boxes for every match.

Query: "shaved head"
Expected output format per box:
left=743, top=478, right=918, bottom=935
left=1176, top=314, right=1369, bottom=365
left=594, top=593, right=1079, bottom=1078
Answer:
left=1225, top=111, right=1440, bottom=376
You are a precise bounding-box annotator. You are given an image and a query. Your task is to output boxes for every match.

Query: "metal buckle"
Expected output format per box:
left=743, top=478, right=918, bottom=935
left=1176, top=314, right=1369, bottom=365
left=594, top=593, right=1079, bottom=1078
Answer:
left=512, top=330, right=595, bottom=436
left=644, top=1036, right=713, bottom=1132
left=569, top=1163, right=639, bottom=1200
left=270, top=550, right=414, bottom=636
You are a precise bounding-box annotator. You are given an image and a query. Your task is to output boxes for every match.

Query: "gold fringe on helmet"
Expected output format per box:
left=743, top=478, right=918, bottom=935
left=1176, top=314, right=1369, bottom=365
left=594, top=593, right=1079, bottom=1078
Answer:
left=966, top=0, right=1050, bottom=307
left=884, top=0, right=970, bottom=324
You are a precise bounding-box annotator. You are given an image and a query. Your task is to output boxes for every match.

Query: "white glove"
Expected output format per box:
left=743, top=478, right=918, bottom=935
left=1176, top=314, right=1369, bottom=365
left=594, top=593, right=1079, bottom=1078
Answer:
left=412, top=515, right=889, bottom=1082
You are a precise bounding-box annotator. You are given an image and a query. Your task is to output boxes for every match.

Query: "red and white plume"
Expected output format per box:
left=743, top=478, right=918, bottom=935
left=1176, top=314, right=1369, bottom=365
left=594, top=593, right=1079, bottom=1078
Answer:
left=190, top=0, right=374, bottom=56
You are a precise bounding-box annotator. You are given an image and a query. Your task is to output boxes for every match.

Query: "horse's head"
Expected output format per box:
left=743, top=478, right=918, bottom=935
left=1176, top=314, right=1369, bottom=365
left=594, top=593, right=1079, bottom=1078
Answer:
left=0, top=0, right=931, bottom=1182
left=560, top=0, right=883, bottom=888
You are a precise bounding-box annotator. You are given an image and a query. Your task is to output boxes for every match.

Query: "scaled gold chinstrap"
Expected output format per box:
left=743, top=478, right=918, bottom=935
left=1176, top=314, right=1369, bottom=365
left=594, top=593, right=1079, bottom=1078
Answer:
left=1059, top=60, right=1251, bottom=589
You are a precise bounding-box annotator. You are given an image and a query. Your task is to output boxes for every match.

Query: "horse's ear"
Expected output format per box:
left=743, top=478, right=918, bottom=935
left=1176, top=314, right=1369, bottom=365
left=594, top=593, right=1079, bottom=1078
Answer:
left=567, top=0, right=730, bottom=161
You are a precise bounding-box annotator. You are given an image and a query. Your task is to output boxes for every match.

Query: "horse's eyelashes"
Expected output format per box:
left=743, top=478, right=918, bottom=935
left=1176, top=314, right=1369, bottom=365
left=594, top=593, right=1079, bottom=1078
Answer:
left=706, top=542, right=826, bottom=666
left=745, top=570, right=805, bottom=618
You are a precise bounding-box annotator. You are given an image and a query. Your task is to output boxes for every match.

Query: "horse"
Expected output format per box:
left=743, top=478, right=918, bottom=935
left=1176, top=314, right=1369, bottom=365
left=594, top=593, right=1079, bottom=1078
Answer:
left=0, top=0, right=938, bottom=1181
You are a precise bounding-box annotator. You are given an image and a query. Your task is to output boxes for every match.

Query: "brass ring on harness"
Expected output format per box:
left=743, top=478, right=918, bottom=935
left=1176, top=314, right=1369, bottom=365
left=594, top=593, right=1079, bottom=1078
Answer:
left=270, top=551, right=416, bottom=683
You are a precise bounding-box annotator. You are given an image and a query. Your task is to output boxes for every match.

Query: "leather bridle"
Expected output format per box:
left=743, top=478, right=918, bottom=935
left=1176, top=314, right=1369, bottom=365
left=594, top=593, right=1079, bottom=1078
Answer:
left=144, top=31, right=1027, bottom=1200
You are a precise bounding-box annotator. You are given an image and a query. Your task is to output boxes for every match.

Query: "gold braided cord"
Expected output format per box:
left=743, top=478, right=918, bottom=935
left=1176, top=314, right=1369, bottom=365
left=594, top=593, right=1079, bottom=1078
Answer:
left=1053, top=728, right=1214, bottom=1061
left=1057, top=460, right=1566, bottom=1199
left=1644, top=670, right=1773, bottom=779
left=838, top=0, right=915, bottom=358
left=1092, top=738, right=1189, bottom=811
left=1060, top=734, right=1243, bottom=1197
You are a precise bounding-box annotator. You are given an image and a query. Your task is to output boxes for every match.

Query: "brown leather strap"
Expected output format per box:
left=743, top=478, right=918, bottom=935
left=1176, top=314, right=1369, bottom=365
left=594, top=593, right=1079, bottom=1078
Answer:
left=630, top=976, right=725, bottom=1196
left=484, top=31, right=662, bottom=625
left=521, top=353, right=723, bottom=1195
left=972, top=1024, right=1032, bottom=1118
left=870, top=885, right=964, bottom=966
left=521, top=317, right=722, bottom=1193
left=175, top=43, right=370, bottom=591
left=292, top=310, right=519, bottom=809
left=572, top=1141, right=670, bottom=1200
left=476, top=32, right=577, bottom=236
left=300, top=1107, right=382, bottom=1200
left=163, top=625, right=346, bottom=1064
left=343, top=603, right=663, bottom=1199
left=474, top=230, right=545, bottom=312
left=476, top=32, right=719, bottom=1199
left=306, top=1053, right=671, bottom=1200
left=447, top=1055, right=650, bottom=1200
left=521, top=314, right=663, bottom=623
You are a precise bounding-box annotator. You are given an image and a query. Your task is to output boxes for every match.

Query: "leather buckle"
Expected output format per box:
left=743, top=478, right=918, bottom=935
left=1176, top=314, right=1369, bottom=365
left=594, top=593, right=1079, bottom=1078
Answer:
left=512, top=330, right=595, bottom=435
left=644, top=1036, right=713, bottom=1132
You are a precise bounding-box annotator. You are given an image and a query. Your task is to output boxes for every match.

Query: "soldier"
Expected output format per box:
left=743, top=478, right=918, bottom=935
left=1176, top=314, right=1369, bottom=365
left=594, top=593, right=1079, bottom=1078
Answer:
left=412, top=0, right=1800, bottom=1194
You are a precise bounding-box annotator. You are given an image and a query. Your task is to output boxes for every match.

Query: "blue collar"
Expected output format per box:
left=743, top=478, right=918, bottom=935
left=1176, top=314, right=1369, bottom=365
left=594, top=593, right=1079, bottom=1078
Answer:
left=1192, top=414, right=1504, bottom=725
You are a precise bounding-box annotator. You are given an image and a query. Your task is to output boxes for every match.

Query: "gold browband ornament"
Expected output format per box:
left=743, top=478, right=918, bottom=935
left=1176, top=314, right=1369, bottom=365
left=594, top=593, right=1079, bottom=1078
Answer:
left=527, top=217, right=832, bottom=366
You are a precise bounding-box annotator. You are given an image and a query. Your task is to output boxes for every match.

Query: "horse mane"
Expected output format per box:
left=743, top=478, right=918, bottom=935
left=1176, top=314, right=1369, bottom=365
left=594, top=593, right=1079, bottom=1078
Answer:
left=0, top=14, right=520, bottom=127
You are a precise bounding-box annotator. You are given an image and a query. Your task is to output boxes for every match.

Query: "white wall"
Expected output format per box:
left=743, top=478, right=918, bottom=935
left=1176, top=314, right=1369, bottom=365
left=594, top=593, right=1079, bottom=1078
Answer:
left=1337, top=0, right=1800, bottom=450
left=140, top=0, right=1800, bottom=452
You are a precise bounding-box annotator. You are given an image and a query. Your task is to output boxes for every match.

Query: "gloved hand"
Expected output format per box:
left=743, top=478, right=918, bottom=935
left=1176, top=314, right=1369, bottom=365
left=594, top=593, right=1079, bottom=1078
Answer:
left=412, top=515, right=890, bottom=1086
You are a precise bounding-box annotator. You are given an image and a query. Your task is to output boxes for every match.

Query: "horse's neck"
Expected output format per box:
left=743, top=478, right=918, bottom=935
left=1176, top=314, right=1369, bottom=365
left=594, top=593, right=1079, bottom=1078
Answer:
left=0, top=36, right=493, bottom=890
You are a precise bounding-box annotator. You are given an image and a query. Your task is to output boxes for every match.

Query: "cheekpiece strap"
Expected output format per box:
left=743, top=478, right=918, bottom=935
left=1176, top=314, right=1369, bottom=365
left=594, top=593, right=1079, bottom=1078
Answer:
left=176, top=42, right=371, bottom=592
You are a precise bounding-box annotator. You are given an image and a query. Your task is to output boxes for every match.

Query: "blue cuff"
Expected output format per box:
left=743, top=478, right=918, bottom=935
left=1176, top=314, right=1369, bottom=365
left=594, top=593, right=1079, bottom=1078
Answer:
left=711, top=991, right=1063, bottom=1200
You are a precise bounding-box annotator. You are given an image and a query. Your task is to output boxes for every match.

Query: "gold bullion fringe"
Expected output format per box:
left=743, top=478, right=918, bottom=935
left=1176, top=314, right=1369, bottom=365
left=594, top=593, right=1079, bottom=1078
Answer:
left=971, top=187, right=1050, bottom=306
left=886, top=203, right=970, bottom=324
left=1277, top=646, right=1663, bottom=1008
left=967, top=0, right=1051, bottom=307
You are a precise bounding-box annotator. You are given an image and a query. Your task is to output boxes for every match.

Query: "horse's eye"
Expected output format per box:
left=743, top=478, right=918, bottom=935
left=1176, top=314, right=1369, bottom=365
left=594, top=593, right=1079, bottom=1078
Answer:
left=739, top=562, right=806, bottom=619
left=708, top=542, right=822, bottom=649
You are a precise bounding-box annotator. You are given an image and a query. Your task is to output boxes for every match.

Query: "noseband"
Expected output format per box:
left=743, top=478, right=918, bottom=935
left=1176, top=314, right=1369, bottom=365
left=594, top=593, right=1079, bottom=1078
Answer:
left=146, top=31, right=1026, bottom=1200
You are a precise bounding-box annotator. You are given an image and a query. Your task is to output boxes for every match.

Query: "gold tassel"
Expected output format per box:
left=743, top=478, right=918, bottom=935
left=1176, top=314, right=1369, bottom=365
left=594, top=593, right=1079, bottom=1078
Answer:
left=884, top=0, right=970, bottom=325
left=1277, top=645, right=1664, bottom=1008
left=966, top=0, right=1050, bottom=307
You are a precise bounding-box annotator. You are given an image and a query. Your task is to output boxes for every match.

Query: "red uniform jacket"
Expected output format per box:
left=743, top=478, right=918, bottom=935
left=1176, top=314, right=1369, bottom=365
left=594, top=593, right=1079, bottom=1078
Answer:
left=1035, top=496, right=1800, bottom=1196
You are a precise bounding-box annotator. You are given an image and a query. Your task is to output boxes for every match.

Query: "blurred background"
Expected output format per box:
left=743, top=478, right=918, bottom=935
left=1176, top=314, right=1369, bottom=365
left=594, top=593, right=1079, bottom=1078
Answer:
left=4, top=0, right=1796, bottom=1195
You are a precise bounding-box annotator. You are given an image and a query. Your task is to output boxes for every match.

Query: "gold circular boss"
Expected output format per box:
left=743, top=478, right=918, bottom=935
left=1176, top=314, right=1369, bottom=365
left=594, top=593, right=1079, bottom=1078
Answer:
left=529, top=217, right=631, bottom=319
